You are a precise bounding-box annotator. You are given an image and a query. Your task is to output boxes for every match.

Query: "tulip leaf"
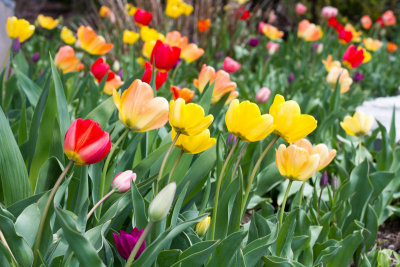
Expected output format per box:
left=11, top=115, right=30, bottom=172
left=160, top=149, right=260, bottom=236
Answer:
left=198, top=82, right=214, bottom=114
left=262, top=256, right=306, bottom=267
left=0, top=108, right=31, bottom=206
left=85, top=97, right=115, bottom=129
left=215, top=178, right=239, bottom=239
left=14, top=67, right=41, bottom=107
left=275, top=210, right=297, bottom=257
left=7, top=192, right=45, bottom=218
left=55, top=207, right=106, bottom=266
left=171, top=240, right=220, bottom=267
left=131, top=180, right=148, bottom=230
left=243, top=233, right=276, bottom=267
left=157, top=250, right=182, bottom=267
left=326, top=230, right=364, bottom=267
left=15, top=203, right=41, bottom=247
left=133, top=142, right=171, bottom=179
left=169, top=182, right=189, bottom=228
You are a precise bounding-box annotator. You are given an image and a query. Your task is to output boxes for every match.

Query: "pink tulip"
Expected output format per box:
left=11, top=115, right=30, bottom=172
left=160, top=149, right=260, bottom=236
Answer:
left=112, top=170, right=137, bottom=193
left=223, top=57, right=241, bottom=73
left=255, top=87, right=271, bottom=103
left=267, top=42, right=280, bottom=55
left=268, top=10, right=277, bottom=23
left=296, top=3, right=307, bottom=15
left=321, top=6, right=338, bottom=18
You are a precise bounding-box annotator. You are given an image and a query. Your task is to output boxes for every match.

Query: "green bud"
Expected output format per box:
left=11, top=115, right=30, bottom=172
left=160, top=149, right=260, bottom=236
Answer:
left=148, top=182, right=176, bottom=222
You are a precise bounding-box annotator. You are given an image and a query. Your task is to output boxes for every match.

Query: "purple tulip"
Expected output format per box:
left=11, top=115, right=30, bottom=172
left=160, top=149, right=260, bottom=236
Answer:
left=12, top=37, right=21, bottom=53
left=320, top=171, right=328, bottom=187
left=353, top=72, right=364, bottom=83
left=113, top=228, right=145, bottom=260
left=118, top=69, right=124, bottom=79
left=226, top=133, right=237, bottom=147
left=288, top=72, right=294, bottom=83
left=32, top=52, right=40, bottom=63
left=248, top=38, right=259, bottom=47
left=216, top=51, right=224, bottom=60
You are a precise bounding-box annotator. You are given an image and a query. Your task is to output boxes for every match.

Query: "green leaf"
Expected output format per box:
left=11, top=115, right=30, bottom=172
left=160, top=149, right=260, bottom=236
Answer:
left=215, top=179, right=239, bottom=239
left=389, top=107, right=396, bottom=147
left=131, top=181, right=148, bottom=230
left=243, top=233, right=276, bottom=267
left=14, top=67, right=41, bottom=107
left=0, top=108, right=31, bottom=206
left=85, top=97, right=115, bottom=128
left=157, top=250, right=182, bottom=267
left=275, top=210, right=297, bottom=257
left=207, top=231, right=247, bottom=267
left=198, top=82, right=214, bottom=114
left=262, top=256, right=305, bottom=267
left=15, top=203, right=41, bottom=247
left=171, top=240, right=219, bottom=267
left=326, top=230, right=364, bottom=267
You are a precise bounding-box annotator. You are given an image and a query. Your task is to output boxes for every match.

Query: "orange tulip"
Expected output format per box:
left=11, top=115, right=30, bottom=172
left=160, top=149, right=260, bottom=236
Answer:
left=77, top=26, right=113, bottom=55
left=322, top=55, right=341, bottom=71
left=181, top=43, right=204, bottom=63
left=260, top=23, right=284, bottom=40
left=198, top=19, right=211, bottom=32
left=170, top=85, right=195, bottom=103
left=54, top=45, right=84, bottom=73
left=294, top=139, right=336, bottom=171
left=387, top=42, right=398, bottom=53
left=361, top=15, right=372, bottom=29
left=297, top=19, right=323, bottom=41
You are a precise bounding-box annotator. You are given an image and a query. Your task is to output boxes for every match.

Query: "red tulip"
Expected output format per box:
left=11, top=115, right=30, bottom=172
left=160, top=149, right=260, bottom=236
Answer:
left=134, top=8, right=152, bottom=26
left=150, top=40, right=181, bottom=72
left=64, top=119, right=111, bottom=165
left=235, top=7, right=251, bottom=20
left=342, top=45, right=364, bottom=69
left=141, top=61, right=169, bottom=90
left=338, top=29, right=353, bottom=44
left=91, top=57, right=115, bottom=82
left=328, top=17, right=340, bottom=29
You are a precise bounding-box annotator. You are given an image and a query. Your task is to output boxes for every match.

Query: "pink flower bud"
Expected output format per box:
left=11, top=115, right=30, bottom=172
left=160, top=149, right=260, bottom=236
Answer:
left=112, top=170, right=137, bottom=193
left=267, top=42, right=280, bottom=55
left=256, top=87, right=271, bottom=103
left=223, top=57, right=241, bottom=73
left=295, top=3, right=307, bottom=15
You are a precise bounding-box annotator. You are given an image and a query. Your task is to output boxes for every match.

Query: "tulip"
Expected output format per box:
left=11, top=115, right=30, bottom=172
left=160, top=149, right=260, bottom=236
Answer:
left=320, top=171, right=329, bottom=187
left=328, top=17, right=341, bottom=29
left=54, top=46, right=84, bottom=74
left=344, top=24, right=362, bottom=42
left=268, top=10, right=277, bottom=23
left=342, top=45, right=364, bottom=69
left=249, top=38, right=259, bottom=47
left=255, top=87, right=271, bottom=103
left=150, top=40, right=181, bottom=72
left=361, top=15, right=372, bottom=29
left=297, top=20, right=323, bottom=42
left=223, top=57, right=241, bottom=73
left=338, top=29, right=353, bottom=44
left=294, top=139, right=336, bottom=171
left=181, top=43, right=204, bottom=63
left=141, top=61, right=168, bottom=90
left=330, top=175, right=338, bottom=190
left=326, top=66, right=353, bottom=93
left=225, top=100, right=274, bottom=142
left=148, top=182, right=176, bottom=222
left=295, top=3, right=307, bottom=15
left=112, top=170, right=137, bottom=193
left=11, top=37, right=20, bottom=53
left=196, top=216, right=211, bottom=236
left=321, top=6, right=338, bottom=18
left=387, top=42, right=398, bottom=53
left=166, top=0, right=193, bottom=18
left=169, top=98, right=213, bottom=136
left=90, top=57, right=112, bottom=82
left=126, top=3, right=137, bottom=16
left=322, top=55, right=341, bottom=71
left=165, top=31, right=185, bottom=47
left=32, top=52, right=40, bottom=63
left=104, top=75, right=123, bottom=95
left=353, top=72, right=364, bottom=83
left=170, top=85, right=194, bottom=103
left=6, top=16, right=35, bottom=43
left=198, top=19, right=211, bottom=32
left=113, top=79, right=169, bottom=132
left=235, top=7, right=251, bottom=20
left=37, top=14, right=59, bottom=30
left=260, top=23, right=284, bottom=40
left=193, top=64, right=216, bottom=93
left=77, top=26, right=113, bottom=55
left=61, top=26, right=76, bottom=45
left=172, top=129, right=216, bottom=154
left=340, top=111, right=374, bottom=137
left=382, top=10, right=396, bottom=26
left=64, top=119, right=111, bottom=165
left=267, top=42, right=280, bottom=55
left=288, top=72, right=294, bottom=83
left=123, top=30, right=139, bottom=45
left=140, top=26, right=165, bottom=43
left=113, top=228, right=145, bottom=260
left=363, top=38, right=382, bottom=52
left=99, top=6, right=111, bottom=18
left=134, top=8, right=152, bottom=26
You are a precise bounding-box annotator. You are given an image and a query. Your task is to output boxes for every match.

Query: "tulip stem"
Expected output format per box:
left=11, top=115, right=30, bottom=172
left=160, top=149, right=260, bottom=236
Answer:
left=279, top=179, right=293, bottom=231
left=298, top=181, right=305, bottom=206
left=156, top=132, right=181, bottom=195
left=357, top=140, right=363, bottom=165
left=125, top=221, right=153, bottom=267
left=87, top=189, right=115, bottom=221
left=210, top=138, right=239, bottom=240
left=0, top=229, right=17, bottom=265
left=168, top=150, right=184, bottom=184
left=241, top=135, right=279, bottom=216
left=230, top=143, right=248, bottom=183
left=32, top=160, right=74, bottom=267
left=98, top=128, right=129, bottom=217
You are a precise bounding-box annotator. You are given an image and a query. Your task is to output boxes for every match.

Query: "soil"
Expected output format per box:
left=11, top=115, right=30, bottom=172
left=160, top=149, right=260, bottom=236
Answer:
left=376, top=218, right=400, bottom=253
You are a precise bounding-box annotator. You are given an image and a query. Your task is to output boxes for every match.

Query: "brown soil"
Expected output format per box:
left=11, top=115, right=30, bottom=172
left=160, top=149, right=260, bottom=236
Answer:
left=376, top=218, right=400, bottom=253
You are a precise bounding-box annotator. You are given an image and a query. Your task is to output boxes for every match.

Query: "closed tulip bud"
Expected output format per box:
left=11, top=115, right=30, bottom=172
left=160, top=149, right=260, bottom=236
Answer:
left=12, top=37, right=21, bottom=53
left=288, top=72, right=294, bottom=83
left=320, top=171, right=329, bottom=187
left=330, top=175, right=338, bottom=190
left=223, top=57, right=241, bottom=73
left=112, top=171, right=137, bottom=193
left=353, top=72, right=364, bottom=83
left=148, top=182, right=176, bottom=222
left=295, top=3, right=307, bottom=15
left=32, top=52, right=40, bottom=63
left=256, top=87, right=271, bottom=103
left=249, top=38, right=259, bottom=47
left=196, top=216, right=211, bottom=236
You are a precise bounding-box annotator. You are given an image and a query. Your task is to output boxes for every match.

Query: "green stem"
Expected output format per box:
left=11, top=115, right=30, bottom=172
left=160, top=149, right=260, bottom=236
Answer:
left=1, top=45, right=10, bottom=72
left=210, top=138, right=240, bottom=240
left=170, top=62, right=181, bottom=85
left=125, top=221, right=153, bottom=266
left=32, top=160, right=74, bottom=266
left=87, top=189, right=115, bottom=221
left=357, top=139, right=363, bottom=165
left=0, top=229, right=17, bottom=265
left=279, top=179, right=293, bottom=230
left=155, top=132, right=181, bottom=194
left=168, top=150, right=184, bottom=184
left=97, top=128, right=129, bottom=217
left=298, top=181, right=305, bottom=206
left=241, top=135, right=279, bottom=215
left=230, top=143, right=247, bottom=183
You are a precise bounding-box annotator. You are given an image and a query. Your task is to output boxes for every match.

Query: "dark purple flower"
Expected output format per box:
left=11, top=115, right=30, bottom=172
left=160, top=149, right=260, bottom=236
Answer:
left=118, top=69, right=124, bottom=79
left=12, top=37, right=21, bottom=53
left=288, top=72, right=294, bottom=83
left=353, top=72, right=364, bottom=83
left=226, top=133, right=237, bottom=147
left=216, top=51, right=223, bottom=60
left=32, top=52, right=40, bottom=63
left=320, top=171, right=328, bottom=187
left=113, top=227, right=145, bottom=260
left=249, top=38, right=259, bottom=47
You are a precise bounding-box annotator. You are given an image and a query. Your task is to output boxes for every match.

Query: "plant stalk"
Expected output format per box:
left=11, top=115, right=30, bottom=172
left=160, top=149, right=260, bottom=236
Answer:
left=87, top=189, right=115, bottom=220
left=279, top=179, right=293, bottom=231
left=125, top=221, right=153, bottom=266
left=168, top=150, right=184, bottom=184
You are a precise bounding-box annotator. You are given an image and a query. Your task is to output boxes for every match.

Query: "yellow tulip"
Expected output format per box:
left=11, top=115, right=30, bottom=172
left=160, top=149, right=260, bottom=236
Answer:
left=269, top=94, right=317, bottom=143
left=140, top=26, right=165, bottom=42
left=113, top=79, right=169, bottom=132
left=142, top=40, right=157, bottom=58
left=294, top=139, right=336, bottom=171
left=275, top=143, right=320, bottom=181
left=99, top=6, right=111, bottom=18
left=195, top=216, right=211, bottom=236
left=61, top=26, right=76, bottom=45
left=37, top=14, right=59, bottom=30
left=363, top=38, right=382, bottom=52
left=6, top=16, right=35, bottom=43
left=125, top=3, right=137, bottom=16
left=123, top=30, right=139, bottom=45
left=166, top=0, right=193, bottom=18
left=169, top=98, right=213, bottom=136
left=340, top=111, right=374, bottom=137
left=225, top=100, right=274, bottom=142
left=172, top=129, right=216, bottom=154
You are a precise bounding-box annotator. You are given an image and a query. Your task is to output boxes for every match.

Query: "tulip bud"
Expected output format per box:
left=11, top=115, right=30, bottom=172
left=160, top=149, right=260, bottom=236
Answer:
left=216, top=51, right=223, bottom=60
left=148, top=182, right=176, bottom=222
left=195, top=216, right=210, bottom=236
left=288, top=72, right=295, bottom=83
left=12, top=37, right=21, bottom=53
left=118, top=69, right=124, bottom=79
left=255, top=87, right=271, bottom=103
left=320, top=171, right=328, bottom=188
left=329, top=175, right=338, bottom=190
left=353, top=72, right=364, bottom=83
left=112, top=170, right=137, bottom=193
left=248, top=38, right=259, bottom=47
left=32, top=52, right=40, bottom=63
left=226, top=133, right=237, bottom=147
left=112, top=60, right=120, bottom=72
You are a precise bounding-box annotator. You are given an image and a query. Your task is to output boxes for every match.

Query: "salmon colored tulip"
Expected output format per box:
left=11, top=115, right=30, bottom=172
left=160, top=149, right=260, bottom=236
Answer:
left=342, top=45, right=364, bottom=69
left=193, top=64, right=216, bottom=93
left=99, top=6, right=111, bottom=18
left=104, top=75, right=123, bottom=95
left=61, top=26, right=76, bottom=45
left=170, top=85, right=195, bottom=103
left=198, top=19, right=211, bottom=33
left=326, top=66, right=353, bottom=94
left=294, top=139, right=336, bottom=171
left=181, top=43, right=204, bottom=63
left=151, top=40, right=181, bottom=72
left=141, top=61, right=168, bottom=90
left=6, top=16, right=35, bottom=43
left=37, top=14, right=59, bottom=30
left=172, top=129, right=216, bottom=154
left=363, top=38, right=382, bottom=52
left=165, top=31, right=186, bottom=47
left=134, top=8, right=152, bottom=26
left=297, top=19, right=323, bottom=42
left=260, top=23, right=284, bottom=40
left=361, top=15, right=372, bottom=29
left=269, top=94, right=317, bottom=143
left=387, top=42, right=398, bottom=53
left=225, top=100, right=274, bottom=142
left=113, top=79, right=169, bottom=132
left=54, top=45, right=84, bottom=74
left=64, top=119, right=111, bottom=165
left=340, top=111, right=374, bottom=137
left=382, top=10, right=396, bottom=26
left=322, top=55, right=341, bottom=71
left=77, top=26, right=113, bottom=55
left=169, top=98, right=213, bottom=136
left=123, top=30, right=139, bottom=44
left=223, top=57, right=241, bottom=73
